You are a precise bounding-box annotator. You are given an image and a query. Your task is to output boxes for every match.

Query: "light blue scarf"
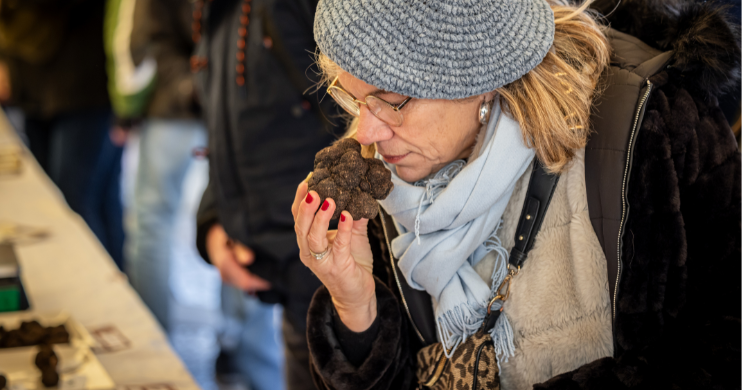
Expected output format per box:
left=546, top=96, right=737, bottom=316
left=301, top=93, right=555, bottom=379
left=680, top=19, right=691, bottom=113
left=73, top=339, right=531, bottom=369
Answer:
left=378, top=96, right=534, bottom=369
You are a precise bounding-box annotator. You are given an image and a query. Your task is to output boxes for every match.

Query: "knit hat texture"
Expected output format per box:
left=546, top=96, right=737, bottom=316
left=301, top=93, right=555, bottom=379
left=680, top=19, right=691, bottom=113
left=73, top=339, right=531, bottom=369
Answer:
left=314, top=0, right=556, bottom=99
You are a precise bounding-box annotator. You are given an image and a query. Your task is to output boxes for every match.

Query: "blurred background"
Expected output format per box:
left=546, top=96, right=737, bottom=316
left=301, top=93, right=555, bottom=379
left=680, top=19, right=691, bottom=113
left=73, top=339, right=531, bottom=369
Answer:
left=0, top=0, right=740, bottom=390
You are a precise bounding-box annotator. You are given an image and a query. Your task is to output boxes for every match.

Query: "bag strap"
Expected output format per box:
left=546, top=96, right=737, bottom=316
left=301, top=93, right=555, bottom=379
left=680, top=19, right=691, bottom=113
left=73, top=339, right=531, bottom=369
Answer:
left=482, top=158, right=559, bottom=333
left=509, top=158, right=560, bottom=270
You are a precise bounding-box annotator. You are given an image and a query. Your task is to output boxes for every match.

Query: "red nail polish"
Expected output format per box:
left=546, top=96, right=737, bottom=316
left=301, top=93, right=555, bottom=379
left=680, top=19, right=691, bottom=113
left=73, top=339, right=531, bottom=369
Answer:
left=321, top=200, right=330, bottom=211
left=305, top=193, right=313, bottom=204
left=340, top=214, right=346, bottom=222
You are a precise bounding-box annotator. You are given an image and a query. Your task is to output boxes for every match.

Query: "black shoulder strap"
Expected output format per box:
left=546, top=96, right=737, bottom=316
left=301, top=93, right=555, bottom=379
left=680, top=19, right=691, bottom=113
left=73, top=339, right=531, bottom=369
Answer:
left=508, top=158, right=560, bottom=270
left=383, top=158, right=559, bottom=346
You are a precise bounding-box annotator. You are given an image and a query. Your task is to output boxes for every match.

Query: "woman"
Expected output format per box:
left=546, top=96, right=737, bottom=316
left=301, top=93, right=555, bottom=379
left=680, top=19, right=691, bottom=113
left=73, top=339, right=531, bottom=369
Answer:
left=292, top=0, right=741, bottom=388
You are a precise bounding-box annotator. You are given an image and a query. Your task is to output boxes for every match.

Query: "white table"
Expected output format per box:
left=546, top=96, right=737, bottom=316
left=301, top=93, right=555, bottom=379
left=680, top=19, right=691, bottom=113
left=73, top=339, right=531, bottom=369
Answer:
left=0, top=112, right=200, bottom=390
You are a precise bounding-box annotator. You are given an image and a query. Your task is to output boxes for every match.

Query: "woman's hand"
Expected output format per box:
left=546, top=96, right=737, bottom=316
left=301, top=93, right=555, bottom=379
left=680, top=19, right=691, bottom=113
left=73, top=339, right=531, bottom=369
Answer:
left=292, top=181, right=377, bottom=332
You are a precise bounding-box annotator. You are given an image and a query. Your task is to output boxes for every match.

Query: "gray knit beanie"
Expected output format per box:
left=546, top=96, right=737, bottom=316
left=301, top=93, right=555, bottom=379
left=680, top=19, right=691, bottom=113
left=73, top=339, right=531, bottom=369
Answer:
left=314, top=0, right=555, bottom=100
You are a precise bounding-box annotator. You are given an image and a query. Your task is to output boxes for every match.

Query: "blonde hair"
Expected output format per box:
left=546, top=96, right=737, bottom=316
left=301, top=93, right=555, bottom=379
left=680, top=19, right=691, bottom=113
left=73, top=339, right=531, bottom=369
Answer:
left=317, top=0, right=610, bottom=172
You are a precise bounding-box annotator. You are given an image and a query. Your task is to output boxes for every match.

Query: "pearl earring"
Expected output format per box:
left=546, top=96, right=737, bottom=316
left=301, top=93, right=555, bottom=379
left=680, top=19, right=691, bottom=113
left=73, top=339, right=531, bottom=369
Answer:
left=478, top=100, right=492, bottom=125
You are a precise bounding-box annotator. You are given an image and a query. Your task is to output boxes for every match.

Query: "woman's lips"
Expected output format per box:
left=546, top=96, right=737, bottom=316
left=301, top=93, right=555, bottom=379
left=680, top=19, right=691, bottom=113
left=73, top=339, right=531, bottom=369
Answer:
left=381, top=152, right=409, bottom=164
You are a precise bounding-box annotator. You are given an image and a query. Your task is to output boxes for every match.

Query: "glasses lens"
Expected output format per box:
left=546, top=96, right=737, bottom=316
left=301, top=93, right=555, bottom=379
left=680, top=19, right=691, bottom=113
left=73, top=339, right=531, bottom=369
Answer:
left=366, top=96, right=404, bottom=126
left=329, top=87, right=360, bottom=117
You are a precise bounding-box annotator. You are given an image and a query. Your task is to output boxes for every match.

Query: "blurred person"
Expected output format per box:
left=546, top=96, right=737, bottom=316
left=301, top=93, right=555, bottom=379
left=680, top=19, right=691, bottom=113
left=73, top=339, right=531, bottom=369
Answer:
left=192, top=0, right=343, bottom=388
left=0, top=0, right=124, bottom=269
left=105, top=1, right=284, bottom=388
left=105, top=0, right=201, bottom=330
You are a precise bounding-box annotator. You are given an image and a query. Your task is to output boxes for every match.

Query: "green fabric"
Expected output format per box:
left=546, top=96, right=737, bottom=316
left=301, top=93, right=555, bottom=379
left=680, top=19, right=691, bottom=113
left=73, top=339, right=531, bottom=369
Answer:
left=104, top=0, right=155, bottom=119
left=0, top=286, right=19, bottom=312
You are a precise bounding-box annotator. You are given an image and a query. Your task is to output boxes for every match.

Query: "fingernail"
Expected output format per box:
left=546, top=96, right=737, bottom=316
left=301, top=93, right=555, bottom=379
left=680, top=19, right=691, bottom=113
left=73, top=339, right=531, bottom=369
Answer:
left=340, top=214, right=346, bottom=222
left=321, top=200, right=330, bottom=211
left=305, top=193, right=313, bottom=204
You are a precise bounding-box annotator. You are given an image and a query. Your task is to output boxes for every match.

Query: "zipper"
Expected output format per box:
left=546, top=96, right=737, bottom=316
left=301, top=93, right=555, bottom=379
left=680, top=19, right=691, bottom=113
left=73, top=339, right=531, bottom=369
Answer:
left=421, top=350, right=448, bottom=388
left=613, top=79, right=652, bottom=352
left=379, top=209, right=427, bottom=344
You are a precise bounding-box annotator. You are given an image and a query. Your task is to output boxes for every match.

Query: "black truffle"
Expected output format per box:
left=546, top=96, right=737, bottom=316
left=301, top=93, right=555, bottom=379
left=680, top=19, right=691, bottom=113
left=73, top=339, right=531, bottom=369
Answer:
left=19, top=321, right=46, bottom=345
left=0, top=322, right=70, bottom=349
left=309, top=139, right=393, bottom=220
left=0, top=374, right=6, bottom=390
left=35, top=344, right=58, bottom=370
left=36, top=345, right=59, bottom=387
left=41, top=367, right=59, bottom=387
left=43, top=325, right=69, bottom=345
left=2, top=330, right=22, bottom=348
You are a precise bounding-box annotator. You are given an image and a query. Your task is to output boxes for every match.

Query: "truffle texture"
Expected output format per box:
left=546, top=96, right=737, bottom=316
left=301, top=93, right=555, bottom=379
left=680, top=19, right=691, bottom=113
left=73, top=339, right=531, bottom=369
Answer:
left=308, top=139, right=393, bottom=220
left=347, top=190, right=380, bottom=221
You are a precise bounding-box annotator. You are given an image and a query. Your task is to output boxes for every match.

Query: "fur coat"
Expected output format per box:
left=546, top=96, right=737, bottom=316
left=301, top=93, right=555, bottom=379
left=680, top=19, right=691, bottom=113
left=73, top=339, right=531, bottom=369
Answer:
left=306, top=1, right=741, bottom=389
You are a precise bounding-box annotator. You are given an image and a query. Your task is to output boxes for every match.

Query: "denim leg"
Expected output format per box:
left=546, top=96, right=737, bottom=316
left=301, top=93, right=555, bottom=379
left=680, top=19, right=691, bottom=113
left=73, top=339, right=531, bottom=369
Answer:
left=220, top=284, right=285, bottom=390
left=127, top=119, right=207, bottom=329
left=46, top=109, right=125, bottom=269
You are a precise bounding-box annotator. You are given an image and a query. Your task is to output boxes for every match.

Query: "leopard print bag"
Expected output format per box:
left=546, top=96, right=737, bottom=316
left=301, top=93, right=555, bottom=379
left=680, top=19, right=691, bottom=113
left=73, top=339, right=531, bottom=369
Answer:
left=414, top=269, right=513, bottom=390
left=415, top=329, right=501, bottom=390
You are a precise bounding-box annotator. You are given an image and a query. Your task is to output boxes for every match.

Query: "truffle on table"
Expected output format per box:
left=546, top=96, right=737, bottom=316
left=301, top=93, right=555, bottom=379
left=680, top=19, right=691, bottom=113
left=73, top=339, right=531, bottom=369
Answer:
left=19, top=321, right=46, bottom=346
left=35, top=344, right=58, bottom=370
left=41, top=367, right=59, bottom=388
left=36, top=344, right=60, bottom=387
left=2, top=330, right=23, bottom=348
left=43, top=325, right=70, bottom=345
left=308, top=138, right=394, bottom=220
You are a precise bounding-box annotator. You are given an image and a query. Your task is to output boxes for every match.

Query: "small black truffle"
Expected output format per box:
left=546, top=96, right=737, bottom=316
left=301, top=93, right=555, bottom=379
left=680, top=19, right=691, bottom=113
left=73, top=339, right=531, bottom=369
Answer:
left=35, top=344, right=58, bottom=370
left=41, top=367, right=59, bottom=387
left=309, top=139, right=393, bottom=220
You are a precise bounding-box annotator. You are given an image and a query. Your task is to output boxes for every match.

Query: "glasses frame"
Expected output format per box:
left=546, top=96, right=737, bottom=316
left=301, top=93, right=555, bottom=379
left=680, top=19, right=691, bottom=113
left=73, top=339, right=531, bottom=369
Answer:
left=326, top=76, right=412, bottom=126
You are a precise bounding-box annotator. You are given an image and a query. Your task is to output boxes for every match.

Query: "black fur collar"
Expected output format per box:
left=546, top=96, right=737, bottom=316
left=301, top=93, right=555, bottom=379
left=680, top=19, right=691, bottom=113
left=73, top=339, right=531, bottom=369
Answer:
left=591, top=0, right=741, bottom=98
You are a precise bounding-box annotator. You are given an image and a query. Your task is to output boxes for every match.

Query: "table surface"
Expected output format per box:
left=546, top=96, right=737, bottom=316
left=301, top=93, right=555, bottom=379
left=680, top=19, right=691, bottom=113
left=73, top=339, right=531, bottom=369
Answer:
left=0, top=112, right=200, bottom=390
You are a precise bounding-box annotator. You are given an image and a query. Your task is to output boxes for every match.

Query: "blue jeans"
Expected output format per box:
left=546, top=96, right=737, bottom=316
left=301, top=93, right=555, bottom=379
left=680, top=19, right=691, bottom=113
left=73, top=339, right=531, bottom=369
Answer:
left=25, top=108, right=124, bottom=269
left=128, top=119, right=284, bottom=390
left=220, top=285, right=285, bottom=390
left=127, top=119, right=207, bottom=329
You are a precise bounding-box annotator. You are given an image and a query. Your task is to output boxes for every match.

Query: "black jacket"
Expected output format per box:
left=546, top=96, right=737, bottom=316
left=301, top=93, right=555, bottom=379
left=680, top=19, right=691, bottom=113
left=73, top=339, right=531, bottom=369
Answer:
left=194, top=0, right=343, bottom=333
left=0, top=0, right=110, bottom=119
left=306, top=1, right=741, bottom=389
left=132, top=0, right=199, bottom=119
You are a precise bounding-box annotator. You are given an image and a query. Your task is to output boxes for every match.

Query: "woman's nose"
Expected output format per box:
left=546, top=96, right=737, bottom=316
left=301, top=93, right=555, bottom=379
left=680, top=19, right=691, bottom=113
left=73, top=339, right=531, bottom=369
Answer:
left=356, top=106, right=393, bottom=145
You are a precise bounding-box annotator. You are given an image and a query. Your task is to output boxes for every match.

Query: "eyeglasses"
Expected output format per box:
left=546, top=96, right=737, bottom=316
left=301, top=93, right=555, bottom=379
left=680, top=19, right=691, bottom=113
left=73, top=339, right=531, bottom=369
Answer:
left=326, top=76, right=412, bottom=126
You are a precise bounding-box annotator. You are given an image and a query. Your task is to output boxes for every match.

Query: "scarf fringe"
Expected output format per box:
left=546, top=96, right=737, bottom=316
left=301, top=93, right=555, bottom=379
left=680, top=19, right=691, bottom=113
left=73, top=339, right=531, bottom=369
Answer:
left=436, top=301, right=486, bottom=358
left=491, top=311, right=516, bottom=366
left=434, top=221, right=515, bottom=373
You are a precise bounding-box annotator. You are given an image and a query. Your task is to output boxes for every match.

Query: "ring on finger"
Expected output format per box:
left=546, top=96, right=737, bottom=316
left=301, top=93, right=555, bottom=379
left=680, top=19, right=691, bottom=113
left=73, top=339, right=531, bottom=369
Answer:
left=309, top=245, right=330, bottom=260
